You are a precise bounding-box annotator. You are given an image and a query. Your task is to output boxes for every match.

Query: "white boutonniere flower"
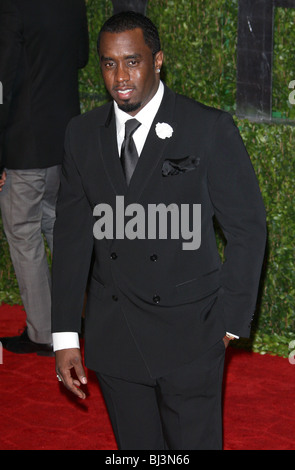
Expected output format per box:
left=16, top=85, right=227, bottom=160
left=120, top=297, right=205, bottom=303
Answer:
left=155, top=122, right=173, bottom=139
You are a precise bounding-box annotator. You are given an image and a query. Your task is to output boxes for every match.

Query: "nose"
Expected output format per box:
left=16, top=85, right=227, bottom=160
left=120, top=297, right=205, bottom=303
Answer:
left=116, top=62, right=130, bottom=82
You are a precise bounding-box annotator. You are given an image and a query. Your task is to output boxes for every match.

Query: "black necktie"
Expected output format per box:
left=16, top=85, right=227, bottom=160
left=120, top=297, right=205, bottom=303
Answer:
left=120, top=118, right=141, bottom=185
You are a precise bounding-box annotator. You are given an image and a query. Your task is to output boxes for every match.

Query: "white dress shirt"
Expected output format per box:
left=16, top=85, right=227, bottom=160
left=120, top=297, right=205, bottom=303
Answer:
left=114, top=80, right=164, bottom=156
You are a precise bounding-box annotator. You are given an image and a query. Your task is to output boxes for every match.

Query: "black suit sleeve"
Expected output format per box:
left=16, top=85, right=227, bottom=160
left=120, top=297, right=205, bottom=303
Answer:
left=51, top=121, right=94, bottom=333
left=0, top=0, right=22, bottom=167
left=207, top=112, right=267, bottom=337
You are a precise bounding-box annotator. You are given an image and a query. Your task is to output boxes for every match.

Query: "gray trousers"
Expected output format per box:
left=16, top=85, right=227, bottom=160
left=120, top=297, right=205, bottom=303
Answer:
left=0, top=166, right=61, bottom=343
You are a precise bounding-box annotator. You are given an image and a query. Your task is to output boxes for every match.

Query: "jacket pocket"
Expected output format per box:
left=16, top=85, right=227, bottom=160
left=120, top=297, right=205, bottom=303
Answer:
left=175, top=268, right=220, bottom=302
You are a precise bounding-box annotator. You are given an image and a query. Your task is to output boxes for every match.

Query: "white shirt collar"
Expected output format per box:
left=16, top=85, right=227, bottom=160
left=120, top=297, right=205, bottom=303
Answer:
left=114, top=81, right=164, bottom=136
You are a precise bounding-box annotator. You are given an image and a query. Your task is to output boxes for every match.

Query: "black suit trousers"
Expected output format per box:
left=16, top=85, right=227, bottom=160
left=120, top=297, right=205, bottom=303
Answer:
left=96, top=339, right=226, bottom=450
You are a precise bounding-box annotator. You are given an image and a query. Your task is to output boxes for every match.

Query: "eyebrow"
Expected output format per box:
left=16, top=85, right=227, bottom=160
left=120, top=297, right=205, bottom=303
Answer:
left=100, top=53, right=142, bottom=61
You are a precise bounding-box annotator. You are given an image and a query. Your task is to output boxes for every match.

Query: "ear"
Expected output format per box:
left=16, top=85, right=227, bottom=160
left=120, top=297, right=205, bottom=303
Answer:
left=154, top=50, right=164, bottom=73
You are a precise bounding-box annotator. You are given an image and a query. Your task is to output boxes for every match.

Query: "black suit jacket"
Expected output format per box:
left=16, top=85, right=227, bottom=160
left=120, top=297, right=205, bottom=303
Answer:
left=52, top=86, right=267, bottom=380
left=0, top=0, right=88, bottom=170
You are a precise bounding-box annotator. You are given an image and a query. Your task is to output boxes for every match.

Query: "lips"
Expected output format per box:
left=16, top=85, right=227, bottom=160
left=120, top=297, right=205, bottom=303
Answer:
left=114, top=88, right=134, bottom=100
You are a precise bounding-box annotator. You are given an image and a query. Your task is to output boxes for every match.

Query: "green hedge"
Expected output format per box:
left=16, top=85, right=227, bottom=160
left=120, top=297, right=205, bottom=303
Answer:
left=1, top=0, right=294, bottom=357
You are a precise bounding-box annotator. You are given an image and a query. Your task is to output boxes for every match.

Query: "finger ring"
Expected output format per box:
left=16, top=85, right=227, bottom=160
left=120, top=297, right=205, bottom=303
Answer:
left=56, top=374, right=62, bottom=382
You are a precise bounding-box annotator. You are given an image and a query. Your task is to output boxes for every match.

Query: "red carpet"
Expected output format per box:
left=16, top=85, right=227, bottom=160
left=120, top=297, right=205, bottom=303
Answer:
left=0, top=303, right=294, bottom=450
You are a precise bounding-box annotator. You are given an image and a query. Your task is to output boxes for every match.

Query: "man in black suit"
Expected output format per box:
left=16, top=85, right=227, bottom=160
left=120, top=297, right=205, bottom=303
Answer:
left=52, top=12, right=266, bottom=449
left=0, top=0, right=88, bottom=354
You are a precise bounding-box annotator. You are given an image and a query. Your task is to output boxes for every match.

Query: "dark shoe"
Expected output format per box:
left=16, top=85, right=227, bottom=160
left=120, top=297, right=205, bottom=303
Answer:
left=0, top=327, right=54, bottom=356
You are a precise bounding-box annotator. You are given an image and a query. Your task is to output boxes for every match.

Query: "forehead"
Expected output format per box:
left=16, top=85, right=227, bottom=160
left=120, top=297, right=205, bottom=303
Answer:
left=99, top=28, right=152, bottom=58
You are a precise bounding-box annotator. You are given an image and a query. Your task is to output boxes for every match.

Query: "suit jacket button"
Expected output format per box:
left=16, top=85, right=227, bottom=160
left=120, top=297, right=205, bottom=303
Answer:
left=150, top=254, right=158, bottom=262
left=110, top=252, right=117, bottom=260
left=112, top=295, right=118, bottom=301
left=153, top=295, right=160, bottom=304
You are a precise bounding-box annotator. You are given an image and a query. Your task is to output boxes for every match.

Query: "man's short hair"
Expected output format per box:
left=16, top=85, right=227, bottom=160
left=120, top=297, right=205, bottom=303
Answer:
left=97, top=11, right=161, bottom=56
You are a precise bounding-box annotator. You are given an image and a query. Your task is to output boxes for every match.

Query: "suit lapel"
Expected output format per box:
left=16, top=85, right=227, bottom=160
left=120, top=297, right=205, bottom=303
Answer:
left=99, top=103, right=128, bottom=196
left=126, top=86, right=177, bottom=203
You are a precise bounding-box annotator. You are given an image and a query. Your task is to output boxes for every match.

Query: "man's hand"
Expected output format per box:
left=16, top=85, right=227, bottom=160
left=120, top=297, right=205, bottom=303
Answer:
left=0, top=170, right=6, bottom=191
left=223, top=336, right=231, bottom=349
left=55, top=348, right=87, bottom=399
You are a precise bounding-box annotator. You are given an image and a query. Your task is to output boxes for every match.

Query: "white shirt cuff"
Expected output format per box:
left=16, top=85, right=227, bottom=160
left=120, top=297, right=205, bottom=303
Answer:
left=226, top=332, right=239, bottom=339
left=52, top=332, right=80, bottom=351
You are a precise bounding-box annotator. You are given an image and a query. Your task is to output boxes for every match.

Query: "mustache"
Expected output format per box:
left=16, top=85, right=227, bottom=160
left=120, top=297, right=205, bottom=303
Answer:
left=113, top=84, right=136, bottom=91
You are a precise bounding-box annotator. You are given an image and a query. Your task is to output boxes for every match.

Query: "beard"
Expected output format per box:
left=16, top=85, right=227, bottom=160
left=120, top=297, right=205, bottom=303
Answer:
left=118, top=101, right=142, bottom=113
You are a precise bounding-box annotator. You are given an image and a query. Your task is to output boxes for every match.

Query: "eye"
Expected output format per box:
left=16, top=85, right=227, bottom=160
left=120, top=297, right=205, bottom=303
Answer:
left=127, top=59, right=139, bottom=67
left=104, top=61, right=115, bottom=69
